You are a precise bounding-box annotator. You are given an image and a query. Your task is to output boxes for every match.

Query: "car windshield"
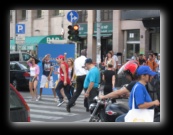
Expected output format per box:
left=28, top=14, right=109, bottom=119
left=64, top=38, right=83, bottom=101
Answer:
left=10, top=87, right=24, bottom=109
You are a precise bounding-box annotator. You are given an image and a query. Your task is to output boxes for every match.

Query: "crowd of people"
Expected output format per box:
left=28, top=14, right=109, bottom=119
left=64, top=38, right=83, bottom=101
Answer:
left=26, top=49, right=160, bottom=122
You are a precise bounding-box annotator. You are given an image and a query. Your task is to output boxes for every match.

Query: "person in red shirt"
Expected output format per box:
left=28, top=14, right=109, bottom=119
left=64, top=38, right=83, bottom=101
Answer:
left=55, top=55, right=71, bottom=107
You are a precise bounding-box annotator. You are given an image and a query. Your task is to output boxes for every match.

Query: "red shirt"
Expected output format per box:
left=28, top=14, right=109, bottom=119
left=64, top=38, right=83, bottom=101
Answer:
left=59, top=61, right=70, bottom=84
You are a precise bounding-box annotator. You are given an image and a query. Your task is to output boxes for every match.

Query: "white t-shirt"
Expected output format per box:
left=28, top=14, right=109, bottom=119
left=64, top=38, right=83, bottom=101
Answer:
left=74, top=55, right=88, bottom=76
left=30, top=66, right=36, bottom=76
left=112, top=55, right=118, bottom=69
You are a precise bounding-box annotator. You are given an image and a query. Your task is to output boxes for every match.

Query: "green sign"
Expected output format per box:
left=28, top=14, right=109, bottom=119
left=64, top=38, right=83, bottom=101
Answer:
left=79, top=23, right=87, bottom=36
left=40, top=35, right=63, bottom=44
left=94, top=22, right=112, bottom=33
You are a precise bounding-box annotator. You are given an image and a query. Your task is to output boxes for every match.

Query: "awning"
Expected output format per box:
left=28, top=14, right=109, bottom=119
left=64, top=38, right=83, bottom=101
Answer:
left=93, top=33, right=112, bottom=37
left=10, top=36, right=46, bottom=51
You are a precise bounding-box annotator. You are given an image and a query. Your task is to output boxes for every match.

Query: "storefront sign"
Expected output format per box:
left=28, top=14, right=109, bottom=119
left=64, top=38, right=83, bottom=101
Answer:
left=94, top=22, right=112, bottom=33
left=79, top=23, right=87, bottom=36
left=40, top=35, right=63, bottom=44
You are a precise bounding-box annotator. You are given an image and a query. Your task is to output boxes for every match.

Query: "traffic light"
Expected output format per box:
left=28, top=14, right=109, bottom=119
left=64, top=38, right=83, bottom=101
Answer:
left=67, top=24, right=80, bottom=41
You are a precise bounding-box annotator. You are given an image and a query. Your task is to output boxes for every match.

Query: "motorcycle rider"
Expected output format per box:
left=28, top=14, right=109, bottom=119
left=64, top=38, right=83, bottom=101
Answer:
left=99, top=60, right=160, bottom=122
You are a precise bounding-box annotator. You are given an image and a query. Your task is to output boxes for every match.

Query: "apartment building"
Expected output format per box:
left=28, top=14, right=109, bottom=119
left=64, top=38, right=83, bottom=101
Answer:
left=10, top=10, right=160, bottom=63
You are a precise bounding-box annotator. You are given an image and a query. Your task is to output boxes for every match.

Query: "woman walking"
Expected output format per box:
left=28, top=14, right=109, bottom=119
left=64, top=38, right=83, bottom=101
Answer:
left=27, top=57, right=40, bottom=101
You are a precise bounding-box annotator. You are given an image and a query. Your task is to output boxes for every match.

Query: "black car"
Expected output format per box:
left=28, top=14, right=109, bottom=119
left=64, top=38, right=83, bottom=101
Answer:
left=10, top=61, right=30, bottom=91
left=10, top=83, right=30, bottom=122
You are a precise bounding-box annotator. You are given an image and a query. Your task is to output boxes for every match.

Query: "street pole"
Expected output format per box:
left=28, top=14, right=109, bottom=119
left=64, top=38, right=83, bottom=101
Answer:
left=96, top=10, right=101, bottom=68
left=14, top=10, right=17, bottom=51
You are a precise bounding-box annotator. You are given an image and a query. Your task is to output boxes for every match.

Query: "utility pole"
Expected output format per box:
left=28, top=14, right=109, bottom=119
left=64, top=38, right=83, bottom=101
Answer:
left=96, top=10, right=101, bottom=67
left=14, top=10, right=17, bottom=51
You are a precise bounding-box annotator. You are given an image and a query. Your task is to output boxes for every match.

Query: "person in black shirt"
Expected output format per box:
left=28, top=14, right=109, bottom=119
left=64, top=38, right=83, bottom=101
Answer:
left=102, top=62, right=116, bottom=102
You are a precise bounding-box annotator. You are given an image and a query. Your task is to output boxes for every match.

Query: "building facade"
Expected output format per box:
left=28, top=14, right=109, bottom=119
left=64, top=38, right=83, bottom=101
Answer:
left=10, top=10, right=160, bottom=63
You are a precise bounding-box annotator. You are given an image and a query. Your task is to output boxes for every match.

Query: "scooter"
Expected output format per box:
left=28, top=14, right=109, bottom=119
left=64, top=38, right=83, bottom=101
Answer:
left=89, top=96, right=129, bottom=122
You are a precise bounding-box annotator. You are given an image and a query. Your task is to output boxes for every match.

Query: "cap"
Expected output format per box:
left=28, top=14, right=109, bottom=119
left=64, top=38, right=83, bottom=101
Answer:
left=85, top=58, right=93, bottom=64
left=57, top=55, right=64, bottom=60
left=136, top=65, right=156, bottom=76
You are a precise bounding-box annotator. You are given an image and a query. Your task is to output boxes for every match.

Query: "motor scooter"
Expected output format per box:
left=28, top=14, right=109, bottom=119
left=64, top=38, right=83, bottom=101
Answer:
left=89, top=96, right=129, bottom=122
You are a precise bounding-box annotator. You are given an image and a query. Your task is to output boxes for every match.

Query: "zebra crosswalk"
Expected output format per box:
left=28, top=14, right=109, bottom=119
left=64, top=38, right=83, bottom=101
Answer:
left=23, top=91, right=91, bottom=122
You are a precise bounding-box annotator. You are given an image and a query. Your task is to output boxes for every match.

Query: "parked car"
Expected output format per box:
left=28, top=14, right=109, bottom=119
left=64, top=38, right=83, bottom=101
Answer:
left=10, top=61, right=30, bottom=91
left=10, top=51, right=40, bottom=63
left=10, top=83, right=30, bottom=122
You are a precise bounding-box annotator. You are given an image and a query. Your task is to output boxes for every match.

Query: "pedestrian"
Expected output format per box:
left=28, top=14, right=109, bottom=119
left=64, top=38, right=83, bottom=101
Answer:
left=146, top=53, right=158, bottom=71
left=104, top=51, right=114, bottom=70
left=138, top=54, right=146, bottom=65
left=38, top=54, right=57, bottom=102
left=55, top=55, right=71, bottom=107
left=102, top=61, right=116, bottom=102
left=27, top=57, right=40, bottom=101
left=109, top=50, right=119, bottom=73
left=83, top=58, right=100, bottom=112
left=125, top=65, right=160, bottom=122
left=67, top=58, right=75, bottom=96
left=54, top=67, right=66, bottom=101
left=66, top=49, right=88, bottom=112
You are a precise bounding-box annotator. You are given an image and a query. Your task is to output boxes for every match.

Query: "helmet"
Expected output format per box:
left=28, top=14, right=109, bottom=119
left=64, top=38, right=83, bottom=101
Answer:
left=118, top=60, right=139, bottom=79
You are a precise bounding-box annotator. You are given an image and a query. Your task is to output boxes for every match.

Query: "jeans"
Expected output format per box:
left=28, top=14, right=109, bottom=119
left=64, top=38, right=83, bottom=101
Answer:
left=55, top=80, right=71, bottom=102
left=67, top=75, right=86, bottom=108
left=115, top=113, right=127, bottom=122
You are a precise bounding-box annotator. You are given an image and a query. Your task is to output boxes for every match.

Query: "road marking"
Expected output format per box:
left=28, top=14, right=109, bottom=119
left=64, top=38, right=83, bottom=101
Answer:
left=30, top=114, right=62, bottom=120
left=74, top=118, right=90, bottom=122
left=28, top=104, right=86, bottom=112
left=30, top=109, right=77, bottom=116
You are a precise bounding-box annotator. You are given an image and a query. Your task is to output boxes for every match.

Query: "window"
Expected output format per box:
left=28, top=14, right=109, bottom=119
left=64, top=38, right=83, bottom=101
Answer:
left=127, top=29, right=140, bottom=41
left=101, top=10, right=113, bottom=21
left=21, top=10, right=27, bottom=20
left=22, top=53, right=31, bottom=61
left=37, top=10, right=42, bottom=18
left=77, top=10, right=87, bottom=23
left=10, top=10, right=12, bottom=21
left=53, top=10, right=64, bottom=16
left=10, top=54, right=19, bottom=61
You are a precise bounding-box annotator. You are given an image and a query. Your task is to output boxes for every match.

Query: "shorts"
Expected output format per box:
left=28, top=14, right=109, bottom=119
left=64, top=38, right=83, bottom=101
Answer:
left=29, top=76, right=38, bottom=82
left=40, top=75, right=54, bottom=88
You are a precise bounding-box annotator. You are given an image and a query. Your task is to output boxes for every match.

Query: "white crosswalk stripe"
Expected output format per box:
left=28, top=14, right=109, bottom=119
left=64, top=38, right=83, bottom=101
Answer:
left=24, top=91, right=91, bottom=122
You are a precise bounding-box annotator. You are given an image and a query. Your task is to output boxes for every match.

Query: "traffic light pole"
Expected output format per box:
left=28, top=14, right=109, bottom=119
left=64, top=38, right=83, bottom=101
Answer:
left=96, top=10, right=101, bottom=67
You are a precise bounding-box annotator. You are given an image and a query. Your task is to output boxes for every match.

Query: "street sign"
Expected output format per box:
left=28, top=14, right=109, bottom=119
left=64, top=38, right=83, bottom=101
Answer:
left=67, top=10, right=79, bottom=23
left=16, top=24, right=25, bottom=34
left=16, top=35, right=25, bottom=45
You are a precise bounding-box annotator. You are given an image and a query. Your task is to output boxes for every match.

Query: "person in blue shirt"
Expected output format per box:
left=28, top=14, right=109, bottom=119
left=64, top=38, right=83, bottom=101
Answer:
left=128, top=65, right=160, bottom=111
left=84, top=58, right=100, bottom=110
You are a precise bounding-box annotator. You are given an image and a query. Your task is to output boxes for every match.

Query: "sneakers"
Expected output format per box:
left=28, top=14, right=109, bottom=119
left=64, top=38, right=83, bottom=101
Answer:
left=57, top=100, right=65, bottom=107
left=37, top=96, right=42, bottom=100
left=54, top=98, right=57, bottom=102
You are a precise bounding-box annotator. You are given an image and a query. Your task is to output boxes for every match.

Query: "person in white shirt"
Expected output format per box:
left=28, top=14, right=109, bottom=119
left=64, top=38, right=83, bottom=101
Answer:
left=110, top=50, right=119, bottom=73
left=66, top=49, right=88, bottom=112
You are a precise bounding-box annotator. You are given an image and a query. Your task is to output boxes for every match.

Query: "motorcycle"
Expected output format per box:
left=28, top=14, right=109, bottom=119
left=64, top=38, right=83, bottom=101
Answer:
left=88, top=96, right=129, bottom=122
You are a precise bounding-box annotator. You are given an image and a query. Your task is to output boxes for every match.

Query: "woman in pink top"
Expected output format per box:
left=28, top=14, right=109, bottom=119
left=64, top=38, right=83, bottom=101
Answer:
left=27, top=57, right=40, bottom=101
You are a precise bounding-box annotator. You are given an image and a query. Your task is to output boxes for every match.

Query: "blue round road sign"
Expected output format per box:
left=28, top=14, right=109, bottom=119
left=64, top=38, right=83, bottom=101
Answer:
left=67, top=10, right=79, bottom=23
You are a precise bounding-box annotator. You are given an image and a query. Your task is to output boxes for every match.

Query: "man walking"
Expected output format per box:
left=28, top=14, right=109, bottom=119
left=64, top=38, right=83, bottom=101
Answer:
left=55, top=55, right=71, bottom=107
left=38, top=54, right=57, bottom=102
left=66, top=49, right=88, bottom=112
left=83, top=58, right=100, bottom=110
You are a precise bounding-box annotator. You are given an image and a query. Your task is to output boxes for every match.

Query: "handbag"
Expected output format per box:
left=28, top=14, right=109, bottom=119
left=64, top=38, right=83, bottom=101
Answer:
left=124, top=84, right=154, bottom=122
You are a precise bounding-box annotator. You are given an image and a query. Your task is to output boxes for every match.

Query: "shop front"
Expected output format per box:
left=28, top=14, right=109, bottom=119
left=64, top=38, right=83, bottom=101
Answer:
left=93, top=22, right=113, bottom=62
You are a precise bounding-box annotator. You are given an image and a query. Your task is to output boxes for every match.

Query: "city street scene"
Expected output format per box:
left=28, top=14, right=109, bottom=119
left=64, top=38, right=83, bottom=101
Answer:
left=10, top=10, right=160, bottom=123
